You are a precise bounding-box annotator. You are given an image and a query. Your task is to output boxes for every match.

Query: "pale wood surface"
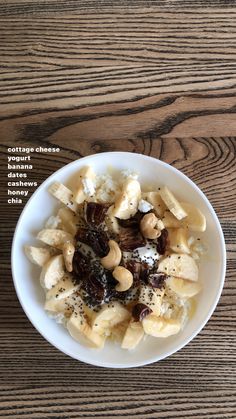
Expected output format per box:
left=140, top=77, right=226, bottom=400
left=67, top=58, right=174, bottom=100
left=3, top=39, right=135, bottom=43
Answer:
left=0, top=0, right=236, bottom=417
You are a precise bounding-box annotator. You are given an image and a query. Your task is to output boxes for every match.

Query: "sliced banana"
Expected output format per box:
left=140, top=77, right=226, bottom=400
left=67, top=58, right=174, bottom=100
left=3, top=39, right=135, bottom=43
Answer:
left=73, top=166, right=96, bottom=204
left=105, top=206, right=120, bottom=234
left=158, top=254, right=198, bottom=282
left=45, top=297, right=65, bottom=313
left=83, top=304, right=97, bottom=323
left=45, top=290, right=77, bottom=313
left=37, top=229, right=74, bottom=250
left=57, top=207, right=80, bottom=236
left=142, top=192, right=166, bottom=217
left=162, top=211, right=181, bottom=228
left=67, top=312, right=105, bottom=349
left=162, top=203, right=206, bottom=232
left=168, top=228, right=190, bottom=254
left=40, top=254, right=65, bottom=289
left=112, top=179, right=141, bottom=219
left=48, top=182, right=77, bottom=212
left=121, top=320, right=144, bottom=350
left=24, top=245, right=58, bottom=266
left=46, top=274, right=79, bottom=301
left=142, top=314, right=181, bottom=338
left=110, top=320, right=130, bottom=343
left=91, top=302, right=131, bottom=336
left=46, top=292, right=83, bottom=317
left=166, top=276, right=201, bottom=298
left=180, top=202, right=206, bottom=232
left=160, top=186, right=187, bottom=220
left=139, top=285, right=165, bottom=316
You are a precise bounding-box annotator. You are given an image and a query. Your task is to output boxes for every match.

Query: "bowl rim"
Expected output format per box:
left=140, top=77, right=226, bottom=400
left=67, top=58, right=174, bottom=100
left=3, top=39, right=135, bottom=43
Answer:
left=11, top=151, right=226, bottom=368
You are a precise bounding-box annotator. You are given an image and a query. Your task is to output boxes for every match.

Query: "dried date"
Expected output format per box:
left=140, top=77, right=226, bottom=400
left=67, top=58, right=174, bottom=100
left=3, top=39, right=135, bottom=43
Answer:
left=132, top=303, right=152, bottom=322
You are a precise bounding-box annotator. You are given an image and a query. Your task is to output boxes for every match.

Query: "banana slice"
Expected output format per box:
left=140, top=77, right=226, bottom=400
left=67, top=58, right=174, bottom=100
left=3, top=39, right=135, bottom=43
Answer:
left=45, top=297, right=66, bottom=313
left=45, top=291, right=76, bottom=313
left=67, top=312, right=105, bottom=349
left=162, top=203, right=206, bottom=232
left=162, top=211, right=181, bottom=228
left=112, top=179, right=141, bottom=219
left=166, top=276, right=201, bottom=298
left=46, top=274, right=79, bottom=301
left=57, top=207, right=80, bottom=236
left=159, top=186, right=187, bottom=220
left=45, top=291, right=83, bottom=318
left=142, top=314, right=181, bottom=338
left=139, top=285, right=165, bottom=316
left=48, top=182, right=77, bottom=212
left=73, top=166, right=96, bottom=204
left=142, top=192, right=167, bottom=217
left=40, top=254, right=65, bottom=289
left=83, top=304, right=97, bottom=323
left=24, top=245, right=58, bottom=266
left=44, top=286, right=79, bottom=317
left=180, top=202, right=206, bottom=232
left=121, top=320, right=144, bottom=349
left=37, top=229, right=74, bottom=250
left=91, top=302, right=131, bottom=336
left=105, top=206, right=120, bottom=234
left=110, top=320, right=130, bottom=343
left=168, top=228, right=190, bottom=254
left=158, top=254, right=198, bottom=282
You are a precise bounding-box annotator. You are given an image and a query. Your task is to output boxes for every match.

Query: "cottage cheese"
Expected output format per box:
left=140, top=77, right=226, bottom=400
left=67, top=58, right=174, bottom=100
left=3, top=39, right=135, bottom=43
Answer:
left=138, top=199, right=154, bottom=213
left=95, top=174, right=120, bottom=203
left=82, top=177, right=96, bottom=197
left=123, top=242, right=160, bottom=267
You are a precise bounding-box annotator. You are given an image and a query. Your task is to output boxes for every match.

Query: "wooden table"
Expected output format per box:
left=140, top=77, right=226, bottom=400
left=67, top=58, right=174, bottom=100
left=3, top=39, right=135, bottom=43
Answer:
left=0, top=1, right=236, bottom=418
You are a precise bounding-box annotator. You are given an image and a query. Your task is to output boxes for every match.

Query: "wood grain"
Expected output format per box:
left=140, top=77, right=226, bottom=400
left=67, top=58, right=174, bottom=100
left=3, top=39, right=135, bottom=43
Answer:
left=1, top=1, right=236, bottom=139
left=1, top=0, right=236, bottom=417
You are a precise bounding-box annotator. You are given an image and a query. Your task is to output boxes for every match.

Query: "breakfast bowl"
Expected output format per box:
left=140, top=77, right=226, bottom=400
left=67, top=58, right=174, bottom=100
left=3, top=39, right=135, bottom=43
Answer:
left=11, top=152, right=226, bottom=368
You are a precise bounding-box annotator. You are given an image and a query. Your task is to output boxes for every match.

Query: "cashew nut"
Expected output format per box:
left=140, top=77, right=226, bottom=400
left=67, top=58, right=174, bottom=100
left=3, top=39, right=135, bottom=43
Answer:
left=63, top=241, right=75, bottom=272
left=140, top=213, right=163, bottom=239
left=113, top=266, right=133, bottom=292
left=100, top=240, right=122, bottom=270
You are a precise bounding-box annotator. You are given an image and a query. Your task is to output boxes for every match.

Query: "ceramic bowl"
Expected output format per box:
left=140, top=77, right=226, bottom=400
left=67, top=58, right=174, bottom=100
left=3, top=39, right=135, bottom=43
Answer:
left=11, top=152, right=226, bottom=368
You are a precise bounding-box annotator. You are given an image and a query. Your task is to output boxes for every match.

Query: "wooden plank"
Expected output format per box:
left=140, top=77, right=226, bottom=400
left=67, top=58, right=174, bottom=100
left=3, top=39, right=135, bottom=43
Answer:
left=0, top=4, right=236, bottom=138
left=0, top=0, right=236, bottom=416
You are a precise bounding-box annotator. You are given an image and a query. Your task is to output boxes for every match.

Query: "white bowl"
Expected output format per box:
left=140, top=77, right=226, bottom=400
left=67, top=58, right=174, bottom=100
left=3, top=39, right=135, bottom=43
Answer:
left=11, top=152, right=226, bottom=368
